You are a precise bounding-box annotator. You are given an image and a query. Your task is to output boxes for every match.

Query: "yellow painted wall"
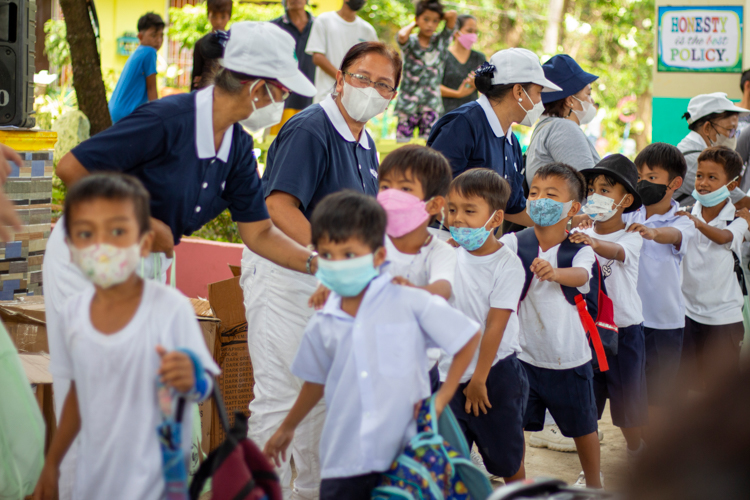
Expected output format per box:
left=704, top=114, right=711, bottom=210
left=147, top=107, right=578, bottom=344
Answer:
left=315, top=0, right=341, bottom=12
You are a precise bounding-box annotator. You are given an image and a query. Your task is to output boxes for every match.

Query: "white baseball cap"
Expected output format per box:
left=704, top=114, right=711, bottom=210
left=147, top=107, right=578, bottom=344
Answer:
left=488, top=48, right=562, bottom=92
left=222, top=21, right=316, bottom=97
left=685, top=92, right=750, bottom=124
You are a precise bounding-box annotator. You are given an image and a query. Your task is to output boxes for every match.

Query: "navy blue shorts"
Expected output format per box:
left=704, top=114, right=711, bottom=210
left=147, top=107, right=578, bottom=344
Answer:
left=320, top=472, right=381, bottom=500
left=521, top=360, right=598, bottom=438
left=593, top=323, right=648, bottom=428
left=644, top=326, right=683, bottom=405
left=449, top=354, right=529, bottom=478
left=429, top=362, right=440, bottom=394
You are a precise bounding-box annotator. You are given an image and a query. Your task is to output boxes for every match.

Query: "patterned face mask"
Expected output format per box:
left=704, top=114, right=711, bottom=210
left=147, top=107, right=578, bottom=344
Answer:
left=68, top=242, right=142, bottom=289
left=526, top=198, right=574, bottom=227
left=449, top=211, right=497, bottom=251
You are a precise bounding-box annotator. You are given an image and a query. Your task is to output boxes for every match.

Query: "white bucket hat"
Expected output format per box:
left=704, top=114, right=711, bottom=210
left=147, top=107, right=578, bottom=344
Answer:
left=686, top=92, right=750, bottom=124
left=221, top=21, right=316, bottom=97
left=487, top=48, right=562, bottom=92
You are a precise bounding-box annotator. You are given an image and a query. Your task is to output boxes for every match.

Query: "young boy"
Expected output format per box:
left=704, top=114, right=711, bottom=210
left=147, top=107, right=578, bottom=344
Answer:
left=191, top=0, right=232, bottom=91
left=499, top=163, right=603, bottom=488
left=570, top=154, right=648, bottom=466
left=442, top=168, right=529, bottom=483
left=626, top=143, right=696, bottom=428
left=676, top=146, right=750, bottom=388
left=264, top=191, right=480, bottom=500
left=395, top=1, right=457, bottom=140
left=108, top=13, right=164, bottom=123
left=33, top=174, right=218, bottom=500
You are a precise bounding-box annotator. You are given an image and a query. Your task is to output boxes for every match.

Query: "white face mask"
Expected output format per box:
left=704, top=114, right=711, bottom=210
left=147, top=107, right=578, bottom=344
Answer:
left=240, top=81, right=285, bottom=132
left=68, top=242, right=142, bottom=289
left=711, top=130, right=738, bottom=150
left=572, top=96, right=597, bottom=126
left=340, top=81, right=391, bottom=123
left=518, top=87, right=544, bottom=127
left=582, top=193, right=624, bottom=222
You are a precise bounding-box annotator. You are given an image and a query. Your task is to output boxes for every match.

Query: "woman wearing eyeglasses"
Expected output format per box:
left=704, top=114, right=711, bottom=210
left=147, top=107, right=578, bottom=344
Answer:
left=240, top=41, right=401, bottom=498
left=676, top=92, right=750, bottom=205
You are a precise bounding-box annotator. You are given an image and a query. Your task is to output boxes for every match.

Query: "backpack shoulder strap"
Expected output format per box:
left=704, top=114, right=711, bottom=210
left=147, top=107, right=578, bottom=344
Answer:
left=681, top=149, right=703, bottom=156
left=515, top=228, right=539, bottom=302
left=556, top=236, right=587, bottom=306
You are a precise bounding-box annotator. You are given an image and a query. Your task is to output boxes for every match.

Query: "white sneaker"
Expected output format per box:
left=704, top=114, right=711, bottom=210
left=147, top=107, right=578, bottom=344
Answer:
left=527, top=425, right=577, bottom=453
left=598, top=427, right=604, bottom=442
left=572, top=471, right=605, bottom=489
left=470, top=449, right=500, bottom=481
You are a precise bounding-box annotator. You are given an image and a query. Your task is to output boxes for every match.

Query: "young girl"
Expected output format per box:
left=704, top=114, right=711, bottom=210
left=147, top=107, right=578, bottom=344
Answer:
left=440, top=14, right=486, bottom=115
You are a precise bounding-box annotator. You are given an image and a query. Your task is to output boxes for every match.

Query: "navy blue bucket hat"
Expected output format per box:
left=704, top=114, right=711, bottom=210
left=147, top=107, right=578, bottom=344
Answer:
left=541, top=54, right=599, bottom=104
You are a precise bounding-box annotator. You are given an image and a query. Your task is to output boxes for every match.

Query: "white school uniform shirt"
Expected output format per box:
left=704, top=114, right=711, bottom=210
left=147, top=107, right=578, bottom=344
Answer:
left=438, top=245, right=524, bottom=383
left=290, top=272, right=479, bottom=479
left=580, top=226, right=644, bottom=328
left=623, top=200, right=696, bottom=329
left=499, top=232, right=596, bottom=370
left=48, top=280, right=220, bottom=500
left=305, top=11, right=378, bottom=103
left=682, top=200, right=748, bottom=325
left=383, top=234, right=457, bottom=289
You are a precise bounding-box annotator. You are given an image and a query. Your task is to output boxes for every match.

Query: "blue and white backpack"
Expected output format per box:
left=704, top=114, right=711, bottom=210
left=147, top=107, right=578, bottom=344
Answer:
left=371, top=396, right=493, bottom=500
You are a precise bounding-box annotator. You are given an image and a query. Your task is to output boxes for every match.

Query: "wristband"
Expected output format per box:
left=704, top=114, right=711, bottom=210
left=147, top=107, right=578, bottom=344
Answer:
left=306, top=252, right=318, bottom=275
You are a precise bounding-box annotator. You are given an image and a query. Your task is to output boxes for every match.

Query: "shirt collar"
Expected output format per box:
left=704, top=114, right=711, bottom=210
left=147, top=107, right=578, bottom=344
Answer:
left=637, top=199, right=682, bottom=222
left=692, top=199, right=737, bottom=221
left=282, top=10, right=313, bottom=26
left=685, top=130, right=708, bottom=148
left=478, top=94, right=512, bottom=143
left=320, top=272, right=391, bottom=318
left=195, top=85, right=234, bottom=162
left=320, top=94, right=371, bottom=149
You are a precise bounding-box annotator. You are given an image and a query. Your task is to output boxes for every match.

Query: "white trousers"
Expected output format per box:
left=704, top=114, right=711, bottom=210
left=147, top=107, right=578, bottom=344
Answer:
left=240, top=249, right=325, bottom=500
left=43, top=220, right=171, bottom=500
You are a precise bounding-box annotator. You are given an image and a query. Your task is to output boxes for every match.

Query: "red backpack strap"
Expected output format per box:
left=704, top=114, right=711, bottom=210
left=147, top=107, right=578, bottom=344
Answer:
left=574, top=294, right=609, bottom=372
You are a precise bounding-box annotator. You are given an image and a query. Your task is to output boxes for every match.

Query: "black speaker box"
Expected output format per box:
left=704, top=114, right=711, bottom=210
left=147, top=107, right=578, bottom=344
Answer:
left=0, top=0, right=36, bottom=128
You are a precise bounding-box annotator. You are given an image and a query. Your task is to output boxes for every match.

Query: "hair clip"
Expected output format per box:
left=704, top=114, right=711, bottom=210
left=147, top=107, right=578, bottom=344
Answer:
left=214, top=30, right=230, bottom=47
left=474, top=61, right=496, bottom=78
left=682, top=112, right=691, bottom=121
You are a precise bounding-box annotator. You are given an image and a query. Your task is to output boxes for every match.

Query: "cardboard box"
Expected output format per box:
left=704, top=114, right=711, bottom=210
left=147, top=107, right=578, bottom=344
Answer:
left=1, top=296, right=48, bottom=353
left=18, top=352, right=56, bottom=455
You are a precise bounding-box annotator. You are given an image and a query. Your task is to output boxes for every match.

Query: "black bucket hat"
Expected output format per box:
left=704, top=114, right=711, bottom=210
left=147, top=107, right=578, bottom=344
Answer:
left=580, top=154, right=642, bottom=213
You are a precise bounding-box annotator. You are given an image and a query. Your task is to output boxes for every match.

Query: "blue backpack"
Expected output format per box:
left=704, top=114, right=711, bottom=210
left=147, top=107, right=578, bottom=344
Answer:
left=371, top=396, right=493, bottom=500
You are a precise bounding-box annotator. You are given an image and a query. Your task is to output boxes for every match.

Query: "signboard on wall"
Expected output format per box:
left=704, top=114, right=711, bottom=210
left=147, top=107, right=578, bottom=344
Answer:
left=658, top=6, right=743, bottom=72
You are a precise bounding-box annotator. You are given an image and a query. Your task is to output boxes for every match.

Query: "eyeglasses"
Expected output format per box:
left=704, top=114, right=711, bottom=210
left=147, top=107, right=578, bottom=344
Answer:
left=710, top=122, right=738, bottom=138
left=240, top=79, right=291, bottom=101
left=343, top=71, right=397, bottom=98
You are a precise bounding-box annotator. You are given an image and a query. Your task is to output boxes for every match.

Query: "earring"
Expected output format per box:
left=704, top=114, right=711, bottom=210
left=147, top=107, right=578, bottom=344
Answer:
left=518, top=98, right=523, bottom=102
left=253, top=97, right=259, bottom=102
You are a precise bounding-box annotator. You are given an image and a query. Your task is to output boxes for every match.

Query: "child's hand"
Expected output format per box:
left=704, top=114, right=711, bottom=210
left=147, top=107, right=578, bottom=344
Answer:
left=264, top=426, right=295, bottom=467
left=391, top=276, right=416, bottom=288
left=444, top=10, right=458, bottom=25
left=626, top=222, right=656, bottom=240
left=156, top=346, right=195, bottom=394
left=568, top=231, right=599, bottom=252
left=308, top=284, right=331, bottom=310
left=32, top=462, right=59, bottom=500
left=575, top=214, right=593, bottom=230
left=530, top=257, right=557, bottom=282
left=676, top=210, right=703, bottom=229
left=463, top=379, right=492, bottom=416
left=736, top=208, right=750, bottom=226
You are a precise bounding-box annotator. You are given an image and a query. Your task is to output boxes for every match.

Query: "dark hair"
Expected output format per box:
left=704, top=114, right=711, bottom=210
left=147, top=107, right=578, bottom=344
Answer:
left=137, top=12, right=165, bottom=32
left=456, top=14, right=476, bottom=31
left=474, top=77, right=534, bottom=103
left=450, top=168, right=510, bottom=212
left=416, top=0, right=444, bottom=18
left=543, top=98, right=570, bottom=118
left=634, top=142, right=688, bottom=181
left=533, top=163, right=586, bottom=203
left=207, top=0, right=232, bottom=15
left=378, top=145, right=452, bottom=200
left=311, top=191, right=387, bottom=252
left=697, top=146, right=744, bottom=180
left=340, top=41, right=403, bottom=89
left=685, top=110, right=738, bottom=132
left=64, top=173, right=151, bottom=237
left=741, top=69, right=750, bottom=93
left=200, top=32, right=274, bottom=95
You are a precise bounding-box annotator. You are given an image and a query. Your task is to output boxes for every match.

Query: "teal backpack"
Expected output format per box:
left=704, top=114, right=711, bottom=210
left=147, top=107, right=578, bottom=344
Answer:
left=372, top=396, right=493, bottom=500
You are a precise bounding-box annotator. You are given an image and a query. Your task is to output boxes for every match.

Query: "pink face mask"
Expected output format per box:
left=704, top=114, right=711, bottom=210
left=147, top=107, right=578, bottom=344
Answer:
left=457, top=32, right=477, bottom=50
left=377, top=189, right=431, bottom=238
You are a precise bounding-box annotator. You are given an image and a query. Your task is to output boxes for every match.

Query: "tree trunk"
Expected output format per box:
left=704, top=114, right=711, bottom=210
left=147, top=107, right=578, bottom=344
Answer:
left=59, top=0, right=111, bottom=135
left=543, top=0, right=566, bottom=54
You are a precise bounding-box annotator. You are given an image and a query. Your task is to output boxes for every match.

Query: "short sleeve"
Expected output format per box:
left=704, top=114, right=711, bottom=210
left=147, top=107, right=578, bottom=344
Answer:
left=364, top=22, right=378, bottom=42
left=726, top=217, right=749, bottom=255
left=499, top=232, right=518, bottom=253
left=428, top=115, right=475, bottom=177
left=72, top=107, right=167, bottom=174
left=48, top=299, right=76, bottom=380
left=167, top=293, right=220, bottom=375
left=572, top=245, right=596, bottom=294
left=263, top=127, right=328, bottom=211
left=143, top=47, right=157, bottom=77
left=618, top=230, right=643, bottom=265
left=426, top=241, right=456, bottom=286
left=290, top=318, right=333, bottom=385
left=224, top=129, right=270, bottom=223
left=416, top=294, right=479, bottom=355
left=490, top=256, right=524, bottom=312
left=672, top=214, right=697, bottom=257
left=305, top=17, right=327, bottom=55
left=541, top=121, right=598, bottom=171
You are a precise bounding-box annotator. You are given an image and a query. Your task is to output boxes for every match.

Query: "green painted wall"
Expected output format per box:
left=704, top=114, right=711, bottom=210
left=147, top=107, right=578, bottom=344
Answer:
left=652, top=97, right=692, bottom=146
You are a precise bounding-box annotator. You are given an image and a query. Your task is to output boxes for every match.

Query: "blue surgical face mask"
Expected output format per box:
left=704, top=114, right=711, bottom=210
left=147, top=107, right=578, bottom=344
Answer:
left=315, top=253, right=379, bottom=297
left=692, top=176, right=738, bottom=208
left=526, top=198, right=574, bottom=227
left=449, top=211, right=497, bottom=251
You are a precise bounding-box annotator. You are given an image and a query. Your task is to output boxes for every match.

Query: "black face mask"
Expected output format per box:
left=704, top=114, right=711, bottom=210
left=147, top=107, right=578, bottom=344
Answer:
left=346, top=0, right=366, bottom=11
left=636, top=180, right=668, bottom=206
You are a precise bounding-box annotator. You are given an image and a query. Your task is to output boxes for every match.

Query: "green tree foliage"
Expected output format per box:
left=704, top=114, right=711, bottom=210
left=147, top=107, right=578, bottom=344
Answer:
left=44, top=19, right=71, bottom=69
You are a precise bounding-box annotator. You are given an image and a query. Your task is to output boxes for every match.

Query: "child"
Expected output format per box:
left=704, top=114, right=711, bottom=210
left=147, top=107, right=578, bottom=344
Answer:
left=108, top=12, right=164, bottom=123
left=395, top=1, right=457, bottom=140
left=570, top=154, right=648, bottom=466
left=625, top=143, right=696, bottom=427
left=191, top=0, right=232, bottom=91
left=676, top=146, right=750, bottom=388
left=33, top=174, right=218, bottom=500
left=264, top=191, right=480, bottom=500
left=499, top=163, right=603, bottom=488
left=442, top=168, right=529, bottom=483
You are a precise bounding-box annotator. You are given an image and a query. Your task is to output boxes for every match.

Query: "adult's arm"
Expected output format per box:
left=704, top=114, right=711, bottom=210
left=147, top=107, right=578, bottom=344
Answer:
left=311, top=53, right=337, bottom=79
left=266, top=191, right=312, bottom=246
left=427, top=114, right=474, bottom=177
left=237, top=218, right=315, bottom=275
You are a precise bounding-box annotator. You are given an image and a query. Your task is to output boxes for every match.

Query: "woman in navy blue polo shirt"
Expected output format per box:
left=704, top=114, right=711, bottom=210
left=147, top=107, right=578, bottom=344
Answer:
left=239, top=41, right=402, bottom=499
left=427, top=48, right=561, bottom=226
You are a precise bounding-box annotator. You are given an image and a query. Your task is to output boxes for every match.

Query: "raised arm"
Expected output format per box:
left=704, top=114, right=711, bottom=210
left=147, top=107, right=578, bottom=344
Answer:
left=627, top=223, right=684, bottom=249
left=569, top=232, right=627, bottom=262
left=397, top=21, right=417, bottom=45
